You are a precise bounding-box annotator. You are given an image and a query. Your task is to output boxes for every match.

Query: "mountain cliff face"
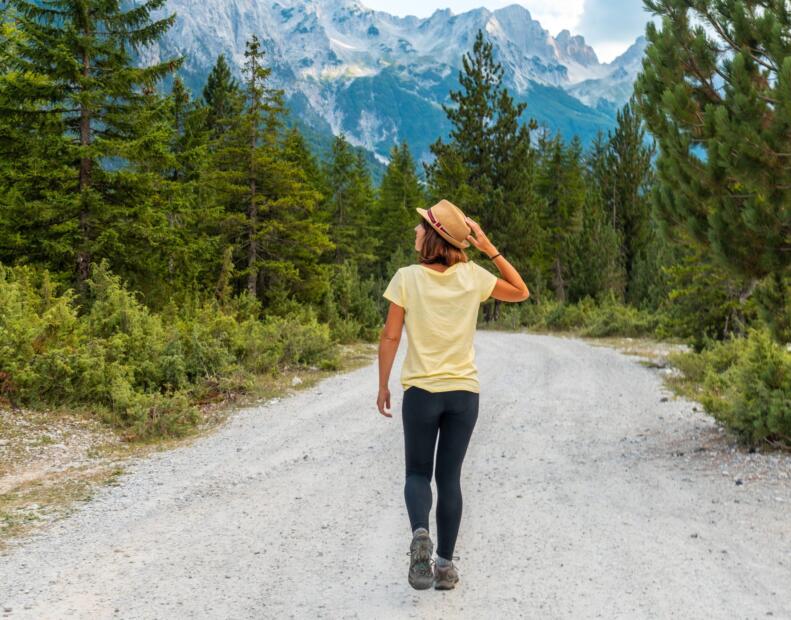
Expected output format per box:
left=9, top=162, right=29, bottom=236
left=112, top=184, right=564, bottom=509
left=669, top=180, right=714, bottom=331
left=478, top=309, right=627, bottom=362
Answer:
left=566, top=36, right=648, bottom=116
left=139, top=0, right=647, bottom=162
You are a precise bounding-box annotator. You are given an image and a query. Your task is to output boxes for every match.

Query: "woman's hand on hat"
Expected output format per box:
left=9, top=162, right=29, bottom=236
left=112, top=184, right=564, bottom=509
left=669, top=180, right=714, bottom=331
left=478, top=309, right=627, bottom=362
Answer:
left=465, top=216, right=497, bottom=256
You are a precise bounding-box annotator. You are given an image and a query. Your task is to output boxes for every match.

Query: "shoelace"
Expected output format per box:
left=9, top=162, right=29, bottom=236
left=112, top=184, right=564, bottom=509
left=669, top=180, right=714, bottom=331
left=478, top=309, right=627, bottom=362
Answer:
left=405, top=551, right=460, bottom=564
left=406, top=549, right=435, bottom=574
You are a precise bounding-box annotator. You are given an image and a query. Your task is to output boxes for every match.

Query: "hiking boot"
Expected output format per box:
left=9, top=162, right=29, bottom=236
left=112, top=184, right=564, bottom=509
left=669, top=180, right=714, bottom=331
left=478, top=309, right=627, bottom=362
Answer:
left=406, top=529, right=434, bottom=590
left=433, top=556, right=460, bottom=590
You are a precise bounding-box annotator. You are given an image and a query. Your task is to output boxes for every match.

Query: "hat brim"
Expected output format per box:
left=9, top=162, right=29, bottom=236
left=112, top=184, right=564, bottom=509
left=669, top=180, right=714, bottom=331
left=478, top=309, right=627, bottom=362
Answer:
left=416, top=207, right=470, bottom=249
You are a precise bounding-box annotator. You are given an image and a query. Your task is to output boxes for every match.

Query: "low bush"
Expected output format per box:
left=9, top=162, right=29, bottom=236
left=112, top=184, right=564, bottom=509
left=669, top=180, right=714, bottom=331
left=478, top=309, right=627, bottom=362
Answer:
left=322, top=261, right=382, bottom=344
left=581, top=297, right=660, bottom=338
left=0, top=260, right=342, bottom=441
left=485, top=293, right=658, bottom=338
left=668, top=328, right=791, bottom=448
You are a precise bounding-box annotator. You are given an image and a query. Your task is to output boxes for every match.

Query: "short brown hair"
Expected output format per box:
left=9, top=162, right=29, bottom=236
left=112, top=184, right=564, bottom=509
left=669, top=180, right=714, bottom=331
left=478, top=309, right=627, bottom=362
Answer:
left=418, top=218, right=468, bottom=266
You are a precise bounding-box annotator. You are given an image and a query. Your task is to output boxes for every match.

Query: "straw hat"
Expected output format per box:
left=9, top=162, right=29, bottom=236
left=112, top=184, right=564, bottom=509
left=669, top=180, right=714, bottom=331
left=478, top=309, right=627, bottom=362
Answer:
left=416, top=199, right=471, bottom=249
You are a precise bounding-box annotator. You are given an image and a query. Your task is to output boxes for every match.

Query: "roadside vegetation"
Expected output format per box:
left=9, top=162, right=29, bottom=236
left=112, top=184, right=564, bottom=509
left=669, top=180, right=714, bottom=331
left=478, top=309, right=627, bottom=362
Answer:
left=0, top=260, right=380, bottom=441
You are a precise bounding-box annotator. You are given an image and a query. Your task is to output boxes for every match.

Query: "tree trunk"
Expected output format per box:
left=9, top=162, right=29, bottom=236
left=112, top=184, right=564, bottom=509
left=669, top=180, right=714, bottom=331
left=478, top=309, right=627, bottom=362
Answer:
left=247, top=181, right=257, bottom=295
left=552, top=256, right=566, bottom=303
left=247, top=56, right=259, bottom=296
left=76, top=43, right=92, bottom=288
left=334, top=193, right=344, bottom=263
left=726, top=277, right=759, bottom=338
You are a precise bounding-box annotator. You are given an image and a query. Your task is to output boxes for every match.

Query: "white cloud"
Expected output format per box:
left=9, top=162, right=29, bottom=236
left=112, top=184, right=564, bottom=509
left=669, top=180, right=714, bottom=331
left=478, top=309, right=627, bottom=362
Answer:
left=575, top=0, right=655, bottom=61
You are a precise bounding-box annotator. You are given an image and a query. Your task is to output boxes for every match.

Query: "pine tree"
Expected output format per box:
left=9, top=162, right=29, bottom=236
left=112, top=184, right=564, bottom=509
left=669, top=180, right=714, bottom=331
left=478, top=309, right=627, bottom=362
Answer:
left=375, top=143, right=424, bottom=268
left=426, top=29, right=530, bottom=213
left=567, top=189, right=624, bottom=303
left=605, top=101, right=655, bottom=303
left=0, top=13, right=74, bottom=281
left=432, top=30, right=503, bottom=193
left=567, top=138, right=625, bottom=302
left=202, top=53, right=242, bottom=137
left=282, top=126, right=328, bottom=197
left=634, top=0, right=791, bottom=303
left=324, top=134, right=380, bottom=269
left=0, top=0, right=182, bottom=291
left=242, top=35, right=284, bottom=295
left=205, top=35, right=332, bottom=308
left=206, top=35, right=283, bottom=296
left=658, top=239, right=755, bottom=350
left=75, top=81, right=215, bottom=305
left=534, top=134, right=585, bottom=302
left=134, top=76, right=218, bottom=303
left=170, top=76, right=210, bottom=183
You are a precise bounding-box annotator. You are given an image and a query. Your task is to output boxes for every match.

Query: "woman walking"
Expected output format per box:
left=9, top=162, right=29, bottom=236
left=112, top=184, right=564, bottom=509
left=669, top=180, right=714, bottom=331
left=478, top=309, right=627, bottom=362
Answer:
left=376, top=199, right=530, bottom=591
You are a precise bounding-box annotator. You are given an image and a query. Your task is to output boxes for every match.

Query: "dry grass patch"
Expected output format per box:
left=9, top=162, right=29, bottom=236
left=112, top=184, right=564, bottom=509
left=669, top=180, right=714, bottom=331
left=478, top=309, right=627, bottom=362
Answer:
left=581, top=335, right=690, bottom=370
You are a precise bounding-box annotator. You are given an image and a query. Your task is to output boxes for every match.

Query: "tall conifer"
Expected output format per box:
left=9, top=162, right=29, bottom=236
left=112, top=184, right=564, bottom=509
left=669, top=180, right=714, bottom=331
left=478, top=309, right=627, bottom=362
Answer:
left=634, top=0, right=791, bottom=291
left=324, top=134, right=380, bottom=269
left=605, top=101, right=654, bottom=303
left=205, top=36, right=331, bottom=307
left=534, top=134, right=585, bottom=302
left=202, top=53, right=242, bottom=137
left=375, top=143, right=424, bottom=267
left=0, top=0, right=182, bottom=290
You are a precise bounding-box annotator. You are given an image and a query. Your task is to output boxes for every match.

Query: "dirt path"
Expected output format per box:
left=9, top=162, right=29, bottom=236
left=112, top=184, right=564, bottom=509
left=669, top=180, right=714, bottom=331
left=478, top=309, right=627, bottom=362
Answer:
left=0, top=331, right=789, bottom=619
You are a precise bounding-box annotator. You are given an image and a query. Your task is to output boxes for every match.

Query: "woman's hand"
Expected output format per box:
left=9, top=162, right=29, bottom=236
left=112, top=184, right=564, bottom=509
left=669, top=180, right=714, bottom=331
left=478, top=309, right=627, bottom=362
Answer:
left=465, top=216, right=497, bottom=257
left=377, top=386, right=393, bottom=418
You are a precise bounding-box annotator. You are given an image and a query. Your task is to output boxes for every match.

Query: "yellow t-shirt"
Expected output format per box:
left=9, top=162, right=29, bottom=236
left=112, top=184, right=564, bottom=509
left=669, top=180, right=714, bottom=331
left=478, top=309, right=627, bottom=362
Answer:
left=382, top=260, right=498, bottom=394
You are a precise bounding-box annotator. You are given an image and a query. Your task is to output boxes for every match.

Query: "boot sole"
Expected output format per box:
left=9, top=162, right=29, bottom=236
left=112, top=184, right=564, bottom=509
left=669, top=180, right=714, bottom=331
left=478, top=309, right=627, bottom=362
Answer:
left=434, top=579, right=459, bottom=590
left=409, top=575, right=434, bottom=590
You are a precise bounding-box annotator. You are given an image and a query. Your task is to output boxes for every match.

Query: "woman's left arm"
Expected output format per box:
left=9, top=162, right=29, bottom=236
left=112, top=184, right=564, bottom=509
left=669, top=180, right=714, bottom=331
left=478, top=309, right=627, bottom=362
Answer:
left=377, top=302, right=405, bottom=418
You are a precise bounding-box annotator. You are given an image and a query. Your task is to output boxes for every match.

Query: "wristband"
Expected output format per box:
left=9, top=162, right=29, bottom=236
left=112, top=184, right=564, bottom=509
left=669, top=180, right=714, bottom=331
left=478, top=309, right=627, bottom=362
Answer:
left=489, top=252, right=501, bottom=260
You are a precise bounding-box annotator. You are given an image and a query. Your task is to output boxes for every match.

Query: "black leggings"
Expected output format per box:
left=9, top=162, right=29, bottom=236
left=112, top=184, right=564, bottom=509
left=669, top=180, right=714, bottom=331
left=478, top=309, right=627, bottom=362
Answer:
left=402, top=385, right=479, bottom=560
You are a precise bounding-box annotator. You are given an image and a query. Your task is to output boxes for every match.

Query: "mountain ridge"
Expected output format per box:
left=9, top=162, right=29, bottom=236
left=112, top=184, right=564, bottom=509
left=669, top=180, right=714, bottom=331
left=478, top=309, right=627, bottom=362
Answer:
left=137, top=0, right=647, bottom=162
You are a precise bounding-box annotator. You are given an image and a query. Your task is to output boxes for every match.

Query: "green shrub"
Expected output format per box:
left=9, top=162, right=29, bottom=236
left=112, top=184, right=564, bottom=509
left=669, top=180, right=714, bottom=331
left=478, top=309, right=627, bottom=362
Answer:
left=98, top=387, right=198, bottom=442
left=483, top=302, right=522, bottom=330
left=0, top=263, right=84, bottom=404
left=498, top=293, right=658, bottom=338
left=656, top=250, right=755, bottom=350
left=582, top=297, right=659, bottom=337
left=516, top=297, right=594, bottom=332
left=667, top=335, right=742, bottom=386
left=268, top=306, right=339, bottom=369
left=323, top=261, right=382, bottom=344
left=235, top=318, right=283, bottom=375
left=669, top=329, right=791, bottom=448
left=711, top=329, right=791, bottom=447
left=173, top=303, right=239, bottom=382
left=0, top=260, right=343, bottom=440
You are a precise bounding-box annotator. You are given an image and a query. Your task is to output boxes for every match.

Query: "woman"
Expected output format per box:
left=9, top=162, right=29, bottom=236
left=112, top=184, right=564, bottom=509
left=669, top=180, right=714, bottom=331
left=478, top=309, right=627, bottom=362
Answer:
left=376, top=198, right=530, bottom=591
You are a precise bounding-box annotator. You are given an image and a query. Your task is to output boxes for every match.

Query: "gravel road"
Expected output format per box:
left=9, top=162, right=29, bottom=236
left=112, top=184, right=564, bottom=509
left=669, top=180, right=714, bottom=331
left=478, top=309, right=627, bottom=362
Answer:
left=1, top=331, right=789, bottom=619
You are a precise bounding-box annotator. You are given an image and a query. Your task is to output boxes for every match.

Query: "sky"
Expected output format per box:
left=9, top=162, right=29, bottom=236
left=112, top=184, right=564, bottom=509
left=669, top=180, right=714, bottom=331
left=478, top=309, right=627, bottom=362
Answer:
left=361, top=0, right=655, bottom=63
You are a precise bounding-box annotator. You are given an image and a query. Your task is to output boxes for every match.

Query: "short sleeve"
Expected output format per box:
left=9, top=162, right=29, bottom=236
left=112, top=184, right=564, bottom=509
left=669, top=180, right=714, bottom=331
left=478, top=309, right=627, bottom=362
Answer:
left=471, top=261, right=498, bottom=302
left=383, top=268, right=406, bottom=308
